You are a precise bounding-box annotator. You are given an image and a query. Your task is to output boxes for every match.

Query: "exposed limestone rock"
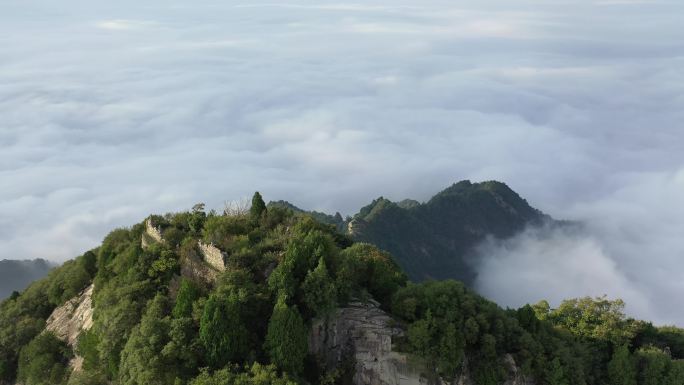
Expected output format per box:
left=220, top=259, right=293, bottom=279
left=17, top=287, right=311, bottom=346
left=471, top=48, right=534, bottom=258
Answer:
left=502, top=354, right=535, bottom=385
left=44, top=284, right=94, bottom=372
left=70, top=355, right=85, bottom=373
left=141, top=218, right=164, bottom=248
left=309, top=300, right=430, bottom=385
left=310, top=300, right=534, bottom=385
left=45, top=284, right=94, bottom=346
left=347, top=218, right=366, bottom=236
left=347, top=220, right=356, bottom=235
left=198, top=241, right=226, bottom=272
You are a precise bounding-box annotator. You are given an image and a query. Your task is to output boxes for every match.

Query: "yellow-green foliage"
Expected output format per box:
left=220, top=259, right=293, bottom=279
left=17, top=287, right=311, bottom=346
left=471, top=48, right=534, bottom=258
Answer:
left=189, top=363, right=297, bottom=385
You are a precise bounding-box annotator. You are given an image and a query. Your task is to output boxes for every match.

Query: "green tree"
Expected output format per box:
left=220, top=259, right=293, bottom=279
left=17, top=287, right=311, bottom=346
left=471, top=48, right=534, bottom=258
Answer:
left=202, top=215, right=251, bottom=249
left=336, top=243, right=406, bottom=306
left=264, top=296, right=308, bottom=375
left=407, top=310, right=436, bottom=358
left=637, top=347, right=670, bottom=385
left=438, top=322, right=465, bottom=378
left=189, top=363, right=296, bottom=385
left=119, top=294, right=203, bottom=385
left=147, top=250, right=179, bottom=283
left=301, top=257, right=337, bottom=317
left=532, top=300, right=551, bottom=321
left=67, top=371, right=108, bottom=385
left=46, top=257, right=91, bottom=307
left=162, top=317, right=203, bottom=380
left=517, top=304, right=540, bottom=333
left=464, top=317, right=480, bottom=344
left=75, top=329, right=100, bottom=371
left=666, top=361, right=684, bottom=385
left=173, top=279, right=200, bottom=319
left=119, top=294, right=176, bottom=385
left=607, top=345, right=637, bottom=385
left=0, top=276, right=54, bottom=383
left=81, top=250, right=98, bottom=278
left=251, top=192, right=267, bottom=222
left=91, top=274, right=155, bottom=378
left=17, top=332, right=72, bottom=385
left=548, top=296, right=632, bottom=345
left=189, top=203, right=207, bottom=235
left=268, top=228, right=336, bottom=302
left=547, top=357, right=569, bottom=385
left=200, top=294, right=250, bottom=368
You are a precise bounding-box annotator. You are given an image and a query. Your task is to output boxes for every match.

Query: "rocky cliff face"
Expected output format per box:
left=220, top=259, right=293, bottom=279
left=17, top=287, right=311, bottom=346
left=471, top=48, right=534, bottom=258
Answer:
left=309, top=300, right=424, bottom=385
left=44, top=284, right=94, bottom=371
left=309, top=300, right=534, bottom=385
left=501, top=354, right=536, bottom=385
left=45, top=284, right=94, bottom=346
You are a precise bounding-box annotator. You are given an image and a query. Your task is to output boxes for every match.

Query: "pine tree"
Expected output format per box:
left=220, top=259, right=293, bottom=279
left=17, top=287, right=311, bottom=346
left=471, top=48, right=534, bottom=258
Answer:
left=173, top=279, right=199, bottom=319
left=250, top=192, right=267, bottom=222
left=199, top=294, right=250, bottom=368
left=302, top=257, right=337, bottom=317
left=264, top=296, right=308, bottom=375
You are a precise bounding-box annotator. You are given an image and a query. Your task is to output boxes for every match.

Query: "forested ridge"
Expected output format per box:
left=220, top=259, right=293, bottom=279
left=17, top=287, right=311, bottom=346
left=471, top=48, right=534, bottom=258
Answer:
left=1, top=192, right=683, bottom=385
left=273, top=180, right=556, bottom=284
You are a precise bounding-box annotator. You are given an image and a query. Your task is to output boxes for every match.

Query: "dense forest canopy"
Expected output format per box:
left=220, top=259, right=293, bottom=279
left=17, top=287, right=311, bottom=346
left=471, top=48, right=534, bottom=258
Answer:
left=1, top=192, right=683, bottom=385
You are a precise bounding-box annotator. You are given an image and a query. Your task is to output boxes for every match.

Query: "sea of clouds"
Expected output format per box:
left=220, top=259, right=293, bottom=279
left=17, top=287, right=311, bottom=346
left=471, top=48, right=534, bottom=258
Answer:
left=1, top=0, right=683, bottom=323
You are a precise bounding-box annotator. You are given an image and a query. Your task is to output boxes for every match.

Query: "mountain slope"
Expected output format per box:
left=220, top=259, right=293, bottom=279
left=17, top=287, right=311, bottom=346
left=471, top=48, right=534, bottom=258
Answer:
left=277, top=180, right=550, bottom=283
left=0, top=259, right=54, bottom=299
left=350, top=180, right=550, bottom=283
left=2, top=190, right=683, bottom=385
left=268, top=200, right=346, bottom=232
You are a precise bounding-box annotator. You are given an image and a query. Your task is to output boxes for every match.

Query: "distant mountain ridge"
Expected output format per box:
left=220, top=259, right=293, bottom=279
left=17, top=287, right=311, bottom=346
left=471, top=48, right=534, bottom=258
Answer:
left=268, top=200, right=347, bottom=232
left=272, top=180, right=552, bottom=284
left=0, top=259, right=54, bottom=299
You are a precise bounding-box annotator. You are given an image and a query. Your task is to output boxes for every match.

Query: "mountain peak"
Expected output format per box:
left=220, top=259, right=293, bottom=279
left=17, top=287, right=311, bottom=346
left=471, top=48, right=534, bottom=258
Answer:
left=350, top=180, right=550, bottom=283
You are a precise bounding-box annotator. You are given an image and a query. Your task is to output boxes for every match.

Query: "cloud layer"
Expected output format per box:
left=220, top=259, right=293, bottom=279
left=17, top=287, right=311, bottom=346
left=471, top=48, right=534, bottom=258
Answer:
left=1, top=0, right=683, bottom=323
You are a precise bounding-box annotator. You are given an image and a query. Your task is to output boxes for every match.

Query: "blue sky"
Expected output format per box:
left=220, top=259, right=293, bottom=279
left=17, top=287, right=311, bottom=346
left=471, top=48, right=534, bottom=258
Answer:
left=1, top=0, right=683, bottom=323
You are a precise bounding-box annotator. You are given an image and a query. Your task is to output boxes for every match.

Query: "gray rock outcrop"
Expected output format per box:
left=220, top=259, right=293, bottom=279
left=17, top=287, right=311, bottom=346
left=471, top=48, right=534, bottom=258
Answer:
left=309, top=300, right=433, bottom=385
left=141, top=218, right=164, bottom=248
left=45, top=284, right=94, bottom=346
left=309, top=300, right=534, bottom=385
left=501, top=354, right=536, bottom=385
left=44, top=284, right=95, bottom=371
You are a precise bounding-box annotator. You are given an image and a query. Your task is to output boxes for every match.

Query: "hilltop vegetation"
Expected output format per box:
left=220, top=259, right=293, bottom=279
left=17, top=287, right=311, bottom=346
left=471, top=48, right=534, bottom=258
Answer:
left=1, top=190, right=683, bottom=385
left=277, top=180, right=551, bottom=284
